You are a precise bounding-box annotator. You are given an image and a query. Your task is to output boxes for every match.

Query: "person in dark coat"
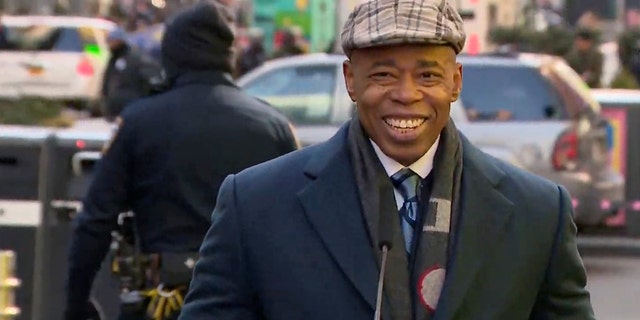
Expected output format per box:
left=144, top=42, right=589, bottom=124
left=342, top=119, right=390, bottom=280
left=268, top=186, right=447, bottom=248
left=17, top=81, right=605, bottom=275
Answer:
left=179, top=0, right=594, bottom=319
left=564, top=28, right=603, bottom=88
left=617, top=9, right=640, bottom=86
left=236, top=29, right=267, bottom=77
left=0, top=14, right=12, bottom=50
left=101, top=27, right=163, bottom=121
left=64, top=2, right=299, bottom=319
left=271, top=28, right=305, bottom=59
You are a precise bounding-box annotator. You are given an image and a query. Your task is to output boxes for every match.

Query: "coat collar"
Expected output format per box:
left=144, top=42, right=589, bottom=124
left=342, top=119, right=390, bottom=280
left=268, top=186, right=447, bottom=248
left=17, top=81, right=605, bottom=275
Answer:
left=298, top=124, right=514, bottom=317
left=171, top=70, right=236, bottom=88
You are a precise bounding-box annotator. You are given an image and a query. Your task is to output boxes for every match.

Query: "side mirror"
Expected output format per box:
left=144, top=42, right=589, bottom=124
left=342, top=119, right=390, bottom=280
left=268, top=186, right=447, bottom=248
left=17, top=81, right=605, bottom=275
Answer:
left=544, top=105, right=559, bottom=119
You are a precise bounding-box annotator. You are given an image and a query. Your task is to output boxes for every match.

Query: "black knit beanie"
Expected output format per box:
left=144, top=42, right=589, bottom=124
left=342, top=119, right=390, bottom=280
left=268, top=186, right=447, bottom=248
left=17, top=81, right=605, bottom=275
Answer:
left=161, top=0, right=235, bottom=78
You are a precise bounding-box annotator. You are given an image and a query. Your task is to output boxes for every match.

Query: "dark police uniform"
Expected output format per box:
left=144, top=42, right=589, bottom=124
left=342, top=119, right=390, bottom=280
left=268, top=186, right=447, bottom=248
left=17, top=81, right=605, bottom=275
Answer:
left=101, top=43, right=162, bottom=121
left=64, top=2, right=299, bottom=319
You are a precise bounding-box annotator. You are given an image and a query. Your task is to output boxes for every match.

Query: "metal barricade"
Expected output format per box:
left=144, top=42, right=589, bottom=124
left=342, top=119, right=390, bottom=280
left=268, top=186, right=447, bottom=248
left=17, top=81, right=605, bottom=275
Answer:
left=0, top=128, right=118, bottom=320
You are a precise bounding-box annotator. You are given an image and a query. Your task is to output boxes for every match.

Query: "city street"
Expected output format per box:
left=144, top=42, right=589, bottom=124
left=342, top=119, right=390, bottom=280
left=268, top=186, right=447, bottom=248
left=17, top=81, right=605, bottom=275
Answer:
left=2, top=0, right=640, bottom=319
left=585, top=256, right=640, bottom=319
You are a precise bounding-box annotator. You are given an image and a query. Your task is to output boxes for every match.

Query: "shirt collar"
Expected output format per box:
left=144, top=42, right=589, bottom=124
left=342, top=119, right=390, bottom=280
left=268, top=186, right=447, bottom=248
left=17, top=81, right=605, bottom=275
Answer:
left=370, top=135, right=440, bottom=179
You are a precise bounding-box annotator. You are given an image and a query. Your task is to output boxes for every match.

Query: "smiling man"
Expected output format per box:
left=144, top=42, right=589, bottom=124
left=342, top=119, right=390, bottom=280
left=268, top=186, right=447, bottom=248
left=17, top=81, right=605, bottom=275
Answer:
left=179, top=1, right=595, bottom=319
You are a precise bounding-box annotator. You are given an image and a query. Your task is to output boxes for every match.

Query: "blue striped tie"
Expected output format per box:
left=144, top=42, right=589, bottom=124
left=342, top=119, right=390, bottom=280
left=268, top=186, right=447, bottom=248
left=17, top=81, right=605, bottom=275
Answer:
left=391, top=168, right=420, bottom=254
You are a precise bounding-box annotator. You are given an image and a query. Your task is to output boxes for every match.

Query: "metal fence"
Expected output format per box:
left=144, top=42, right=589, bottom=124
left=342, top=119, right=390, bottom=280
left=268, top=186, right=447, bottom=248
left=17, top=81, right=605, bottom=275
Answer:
left=0, top=129, right=117, bottom=320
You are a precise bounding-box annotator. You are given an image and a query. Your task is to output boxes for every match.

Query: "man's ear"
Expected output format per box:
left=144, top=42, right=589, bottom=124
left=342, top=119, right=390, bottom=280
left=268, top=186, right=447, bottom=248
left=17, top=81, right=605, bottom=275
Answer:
left=451, top=63, right=463, bottom=102
left=343, top=60, right=356, bottom=102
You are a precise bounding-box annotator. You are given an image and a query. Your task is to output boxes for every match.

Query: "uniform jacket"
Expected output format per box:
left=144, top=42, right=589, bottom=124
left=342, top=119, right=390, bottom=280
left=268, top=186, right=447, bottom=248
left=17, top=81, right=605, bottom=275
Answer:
left=65, top=70, right=298, bottom=318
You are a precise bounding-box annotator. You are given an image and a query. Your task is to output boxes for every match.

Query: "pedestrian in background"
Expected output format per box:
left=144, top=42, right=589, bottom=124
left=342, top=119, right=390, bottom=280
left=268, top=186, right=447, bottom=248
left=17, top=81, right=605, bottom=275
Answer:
left=0, top=13, right=11, bottom=50
left=271, top=27, right=305, bottom=59
left=564, top=28, right=603, bottom=88
left=101, top=27, right=163, bottom=122
left=236, top=28, right=267, bottom=77
left=616, top=8, right=640, bottom=87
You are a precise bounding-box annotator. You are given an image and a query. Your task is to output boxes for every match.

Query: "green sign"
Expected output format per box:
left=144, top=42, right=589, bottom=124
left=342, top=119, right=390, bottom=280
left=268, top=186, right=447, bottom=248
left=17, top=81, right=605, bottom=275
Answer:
left=253, top=0, right=336, bottom=53
left=274, top=11, right=311, bottom=35
left=310, top=0, right=336, bottom=52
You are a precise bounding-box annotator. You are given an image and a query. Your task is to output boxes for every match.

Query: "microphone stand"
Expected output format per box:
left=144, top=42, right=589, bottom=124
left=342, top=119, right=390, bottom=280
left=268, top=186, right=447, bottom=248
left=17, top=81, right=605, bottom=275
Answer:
left=374, top=242, right=391, bottom=320
left=374, top=177, right=395, bottom=320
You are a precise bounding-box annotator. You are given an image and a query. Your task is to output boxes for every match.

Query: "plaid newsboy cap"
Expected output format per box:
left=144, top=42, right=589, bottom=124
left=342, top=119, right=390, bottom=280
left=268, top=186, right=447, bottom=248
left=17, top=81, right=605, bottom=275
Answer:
left=341, top=0, right=466, bottom=55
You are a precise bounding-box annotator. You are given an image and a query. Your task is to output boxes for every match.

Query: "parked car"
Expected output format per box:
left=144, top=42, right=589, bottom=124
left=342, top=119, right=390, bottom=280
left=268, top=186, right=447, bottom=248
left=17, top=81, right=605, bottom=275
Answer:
left=0, top=15, right=116, bottom=110
left=237, top=53, right=624, bottom=228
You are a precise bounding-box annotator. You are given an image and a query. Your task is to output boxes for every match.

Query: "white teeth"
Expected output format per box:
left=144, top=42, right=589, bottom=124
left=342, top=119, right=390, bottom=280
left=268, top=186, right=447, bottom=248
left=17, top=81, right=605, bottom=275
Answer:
left=385, top=118, right=425, bottom=129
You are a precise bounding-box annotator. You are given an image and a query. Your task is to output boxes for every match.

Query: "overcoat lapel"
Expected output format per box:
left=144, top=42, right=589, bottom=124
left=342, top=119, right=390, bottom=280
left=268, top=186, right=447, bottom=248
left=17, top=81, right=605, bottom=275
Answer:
left=297, top=128, right=380, bottom=310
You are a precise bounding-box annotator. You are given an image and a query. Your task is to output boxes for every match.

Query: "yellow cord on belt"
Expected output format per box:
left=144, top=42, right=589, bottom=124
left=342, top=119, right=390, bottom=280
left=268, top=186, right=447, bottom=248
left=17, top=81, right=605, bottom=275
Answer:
left=144, top=284, right=185, bottom=320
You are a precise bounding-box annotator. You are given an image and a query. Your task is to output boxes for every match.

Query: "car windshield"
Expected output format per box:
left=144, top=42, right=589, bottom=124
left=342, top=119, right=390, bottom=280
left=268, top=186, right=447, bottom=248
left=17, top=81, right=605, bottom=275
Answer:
left=243, top=64, right=336, bottom=125
left=0, top=25, right=96, bottom=52
left=460, top=64, right=567, bottom=121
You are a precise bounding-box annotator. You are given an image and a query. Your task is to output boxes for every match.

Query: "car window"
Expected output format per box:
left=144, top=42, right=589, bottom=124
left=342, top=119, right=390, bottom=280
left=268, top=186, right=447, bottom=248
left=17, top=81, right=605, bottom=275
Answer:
left=460, top=65, right=567, bottom=121
left=243, top=65, right=336, bottom=125
left=1, top=25, right=95, bottom=52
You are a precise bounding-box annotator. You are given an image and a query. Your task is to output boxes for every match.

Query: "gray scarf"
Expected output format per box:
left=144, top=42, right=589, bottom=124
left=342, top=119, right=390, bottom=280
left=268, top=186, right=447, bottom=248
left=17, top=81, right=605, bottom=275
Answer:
left=347, top=115, right=463, bottom=320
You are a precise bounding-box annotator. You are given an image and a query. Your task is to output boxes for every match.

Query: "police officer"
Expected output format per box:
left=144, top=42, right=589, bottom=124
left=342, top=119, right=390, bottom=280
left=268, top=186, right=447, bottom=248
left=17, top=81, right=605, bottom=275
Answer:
left=101, top=27, right=163, bottom=121
left=64, top=2, right=299, bottom=319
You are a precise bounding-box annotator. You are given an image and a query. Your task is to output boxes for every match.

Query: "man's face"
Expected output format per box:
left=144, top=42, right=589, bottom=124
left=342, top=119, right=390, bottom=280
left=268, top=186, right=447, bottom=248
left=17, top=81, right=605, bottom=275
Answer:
left=343, top=44, right=462, bottom=166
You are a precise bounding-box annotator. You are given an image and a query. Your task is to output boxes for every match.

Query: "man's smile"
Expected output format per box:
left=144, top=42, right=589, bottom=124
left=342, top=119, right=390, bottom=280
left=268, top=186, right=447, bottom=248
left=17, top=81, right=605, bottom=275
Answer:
left=383, top=117, right=426, bottom=129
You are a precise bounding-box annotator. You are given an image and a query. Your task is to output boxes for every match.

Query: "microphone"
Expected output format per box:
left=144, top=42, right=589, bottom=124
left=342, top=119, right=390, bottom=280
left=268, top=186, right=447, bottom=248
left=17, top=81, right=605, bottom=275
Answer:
left=374, top=179, right=395, bottom=320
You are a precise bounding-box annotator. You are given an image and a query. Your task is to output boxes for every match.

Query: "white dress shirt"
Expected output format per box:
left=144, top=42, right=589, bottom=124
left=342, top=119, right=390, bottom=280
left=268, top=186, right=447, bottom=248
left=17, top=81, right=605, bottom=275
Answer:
left=370, top=136, right=440, bottom=209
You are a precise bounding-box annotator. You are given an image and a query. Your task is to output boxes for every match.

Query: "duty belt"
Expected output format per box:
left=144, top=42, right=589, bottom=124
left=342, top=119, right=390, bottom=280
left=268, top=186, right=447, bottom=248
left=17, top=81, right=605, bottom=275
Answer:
left=112, top=250, right=199, bottom=320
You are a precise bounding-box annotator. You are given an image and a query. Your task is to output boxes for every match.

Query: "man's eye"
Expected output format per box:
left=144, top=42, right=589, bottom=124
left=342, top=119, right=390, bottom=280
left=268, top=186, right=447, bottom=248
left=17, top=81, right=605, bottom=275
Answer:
left=371, top=72, right=392, bottom=78
left=421, top=73, right=437, bottom=79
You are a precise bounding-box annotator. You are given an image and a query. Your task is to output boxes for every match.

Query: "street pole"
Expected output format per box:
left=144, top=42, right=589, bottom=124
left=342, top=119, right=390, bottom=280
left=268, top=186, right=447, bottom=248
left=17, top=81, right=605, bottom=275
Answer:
left=617, top=0, right=627, bottom=33
left=30, top=135, right=57, bottom=320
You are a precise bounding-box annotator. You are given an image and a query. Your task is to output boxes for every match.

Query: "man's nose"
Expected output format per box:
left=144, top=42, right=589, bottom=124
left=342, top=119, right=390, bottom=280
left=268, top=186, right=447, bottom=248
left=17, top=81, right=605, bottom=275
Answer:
left=390, top=75, right=422, bottom=105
